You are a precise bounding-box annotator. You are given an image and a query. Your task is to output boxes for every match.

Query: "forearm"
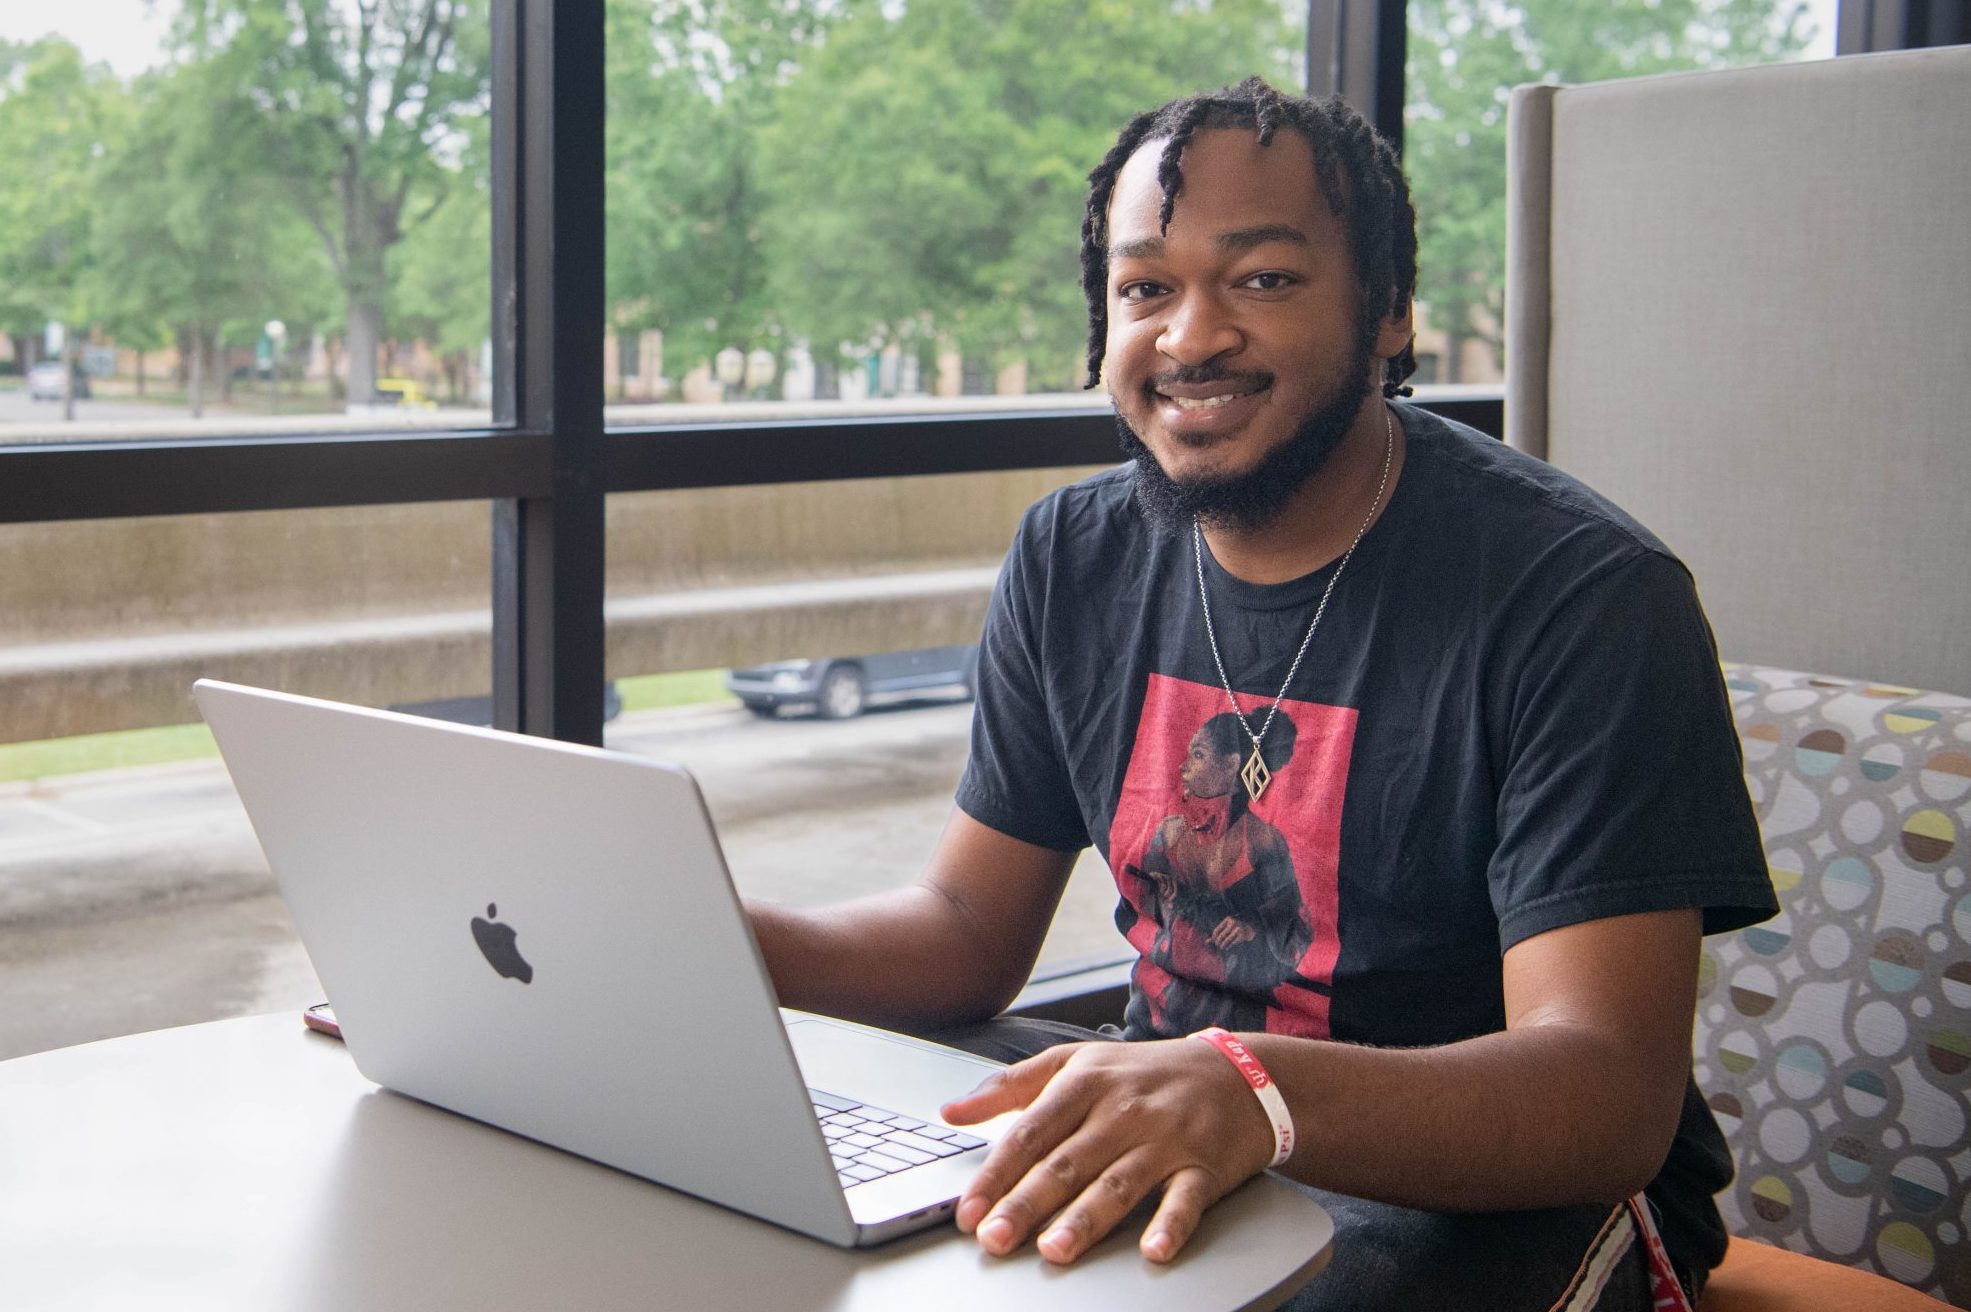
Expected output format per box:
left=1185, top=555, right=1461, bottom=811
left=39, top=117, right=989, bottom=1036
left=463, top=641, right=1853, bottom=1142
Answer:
left=747, top=884, right=1026, bottom=1030
left=1250, top=1022, right=1685, bottom=1212
left=747, top=807, right=1077, bottom=1029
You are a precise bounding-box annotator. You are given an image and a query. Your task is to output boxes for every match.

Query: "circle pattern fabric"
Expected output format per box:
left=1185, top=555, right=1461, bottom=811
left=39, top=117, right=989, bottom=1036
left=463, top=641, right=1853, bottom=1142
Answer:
left=1695, top=664, right=1971, bottom=1303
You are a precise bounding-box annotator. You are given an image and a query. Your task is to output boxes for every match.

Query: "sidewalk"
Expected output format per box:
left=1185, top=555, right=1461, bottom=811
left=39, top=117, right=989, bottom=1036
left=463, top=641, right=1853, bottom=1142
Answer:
left=0, top=755, right=263, bottom=928
left=0, top=701, right=746, bottom=927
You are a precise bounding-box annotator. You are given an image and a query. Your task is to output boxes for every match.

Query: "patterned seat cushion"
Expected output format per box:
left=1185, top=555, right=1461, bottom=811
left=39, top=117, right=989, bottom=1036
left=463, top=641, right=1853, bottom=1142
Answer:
left=1695, top=663, right=1971, bottom=1304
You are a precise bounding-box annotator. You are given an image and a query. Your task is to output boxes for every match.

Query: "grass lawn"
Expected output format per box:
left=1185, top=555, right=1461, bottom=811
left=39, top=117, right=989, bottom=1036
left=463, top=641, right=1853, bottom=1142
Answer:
left=617, top=668, right=735, bottom=713
left=0, top=722, right=222, bottom=785
left=0, top=669, right=735, bottom=785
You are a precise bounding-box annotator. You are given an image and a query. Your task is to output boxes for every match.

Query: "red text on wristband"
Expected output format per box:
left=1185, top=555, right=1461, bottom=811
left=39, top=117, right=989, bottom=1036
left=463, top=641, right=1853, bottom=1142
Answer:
left=1190, top=1026, right=1295, bottom=1168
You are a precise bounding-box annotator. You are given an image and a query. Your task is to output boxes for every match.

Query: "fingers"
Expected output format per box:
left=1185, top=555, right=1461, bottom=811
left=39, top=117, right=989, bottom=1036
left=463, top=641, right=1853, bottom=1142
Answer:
left=940, top=1043, right=1077, bottom=1125
left=1141, top=1165, right=1221, bottom=1263
left=950, top=1040, right=1262, bottom=1265
left=976, top=1139, right=1230, bottom=1265
left=953, top=1058, right=1101, bottom=1235
left=1033, top=1144, right=1167, bottom=1263
left=975, top=1130, right=1162, bottom=1262
left=1209, top=917, right=1255, bottom=949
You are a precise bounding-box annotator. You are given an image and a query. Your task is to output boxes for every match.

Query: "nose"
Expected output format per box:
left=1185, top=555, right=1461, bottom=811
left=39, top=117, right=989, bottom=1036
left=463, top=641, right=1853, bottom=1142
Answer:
left=1156, top=290, right=1242, bottom=366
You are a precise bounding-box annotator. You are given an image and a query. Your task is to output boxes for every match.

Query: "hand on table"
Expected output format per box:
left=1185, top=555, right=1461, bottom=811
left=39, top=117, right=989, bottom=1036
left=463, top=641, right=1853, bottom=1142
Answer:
left=939, top=1037, right=1278, bottom=1266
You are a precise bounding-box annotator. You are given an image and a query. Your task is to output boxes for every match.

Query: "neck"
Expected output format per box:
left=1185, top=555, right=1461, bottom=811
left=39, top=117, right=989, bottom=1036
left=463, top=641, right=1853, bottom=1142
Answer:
left=1199, top=396, right=1402, bottom=586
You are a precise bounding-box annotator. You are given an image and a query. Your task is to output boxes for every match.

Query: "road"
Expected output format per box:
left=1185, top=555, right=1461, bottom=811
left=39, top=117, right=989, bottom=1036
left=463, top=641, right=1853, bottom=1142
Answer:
left=0, top=699, right=1121, bottom=1061
left=0, top=388, right=190, bottom=427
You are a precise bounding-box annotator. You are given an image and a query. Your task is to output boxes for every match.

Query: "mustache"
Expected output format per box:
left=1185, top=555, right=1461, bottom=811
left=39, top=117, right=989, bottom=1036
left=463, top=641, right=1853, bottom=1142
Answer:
left=1143, top=365, right=1274, bottom=394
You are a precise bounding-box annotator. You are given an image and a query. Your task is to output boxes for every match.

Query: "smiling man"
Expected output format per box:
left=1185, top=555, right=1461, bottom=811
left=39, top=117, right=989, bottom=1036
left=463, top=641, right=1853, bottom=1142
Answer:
left=748, top=77, right=1774, bottom=1311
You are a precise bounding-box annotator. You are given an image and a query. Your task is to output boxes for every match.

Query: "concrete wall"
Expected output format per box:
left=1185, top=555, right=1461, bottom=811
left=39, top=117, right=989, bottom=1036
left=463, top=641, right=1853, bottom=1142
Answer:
left=0, top=467, right=1108, bottom=743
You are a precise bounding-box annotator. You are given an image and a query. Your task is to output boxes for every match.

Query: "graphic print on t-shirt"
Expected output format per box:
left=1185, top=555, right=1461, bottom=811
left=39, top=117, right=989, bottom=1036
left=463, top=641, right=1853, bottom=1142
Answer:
left=1107, top=673, right=1355, bottom=1038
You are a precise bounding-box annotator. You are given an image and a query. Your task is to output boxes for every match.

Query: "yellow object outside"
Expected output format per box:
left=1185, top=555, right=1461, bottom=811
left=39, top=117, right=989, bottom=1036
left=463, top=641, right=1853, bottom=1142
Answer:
left=373, top=377, right=438, bottom=409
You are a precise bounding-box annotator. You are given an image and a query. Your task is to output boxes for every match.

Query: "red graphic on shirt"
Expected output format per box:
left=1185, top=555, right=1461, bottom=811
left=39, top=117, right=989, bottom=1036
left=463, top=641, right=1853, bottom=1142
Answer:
left=1107, top=674, right=1354, bottom=1038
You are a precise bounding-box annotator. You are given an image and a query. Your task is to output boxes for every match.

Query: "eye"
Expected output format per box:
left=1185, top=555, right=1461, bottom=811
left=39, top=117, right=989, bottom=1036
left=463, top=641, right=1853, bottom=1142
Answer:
left=1240, top=271, right=1297, bottom=292
left=1116, top=279, right=1168, bottom=303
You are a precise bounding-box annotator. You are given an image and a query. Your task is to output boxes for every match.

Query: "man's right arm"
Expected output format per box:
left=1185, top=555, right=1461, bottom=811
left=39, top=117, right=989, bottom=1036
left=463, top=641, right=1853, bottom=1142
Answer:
left=746, top=808, right=1080, bottom=1032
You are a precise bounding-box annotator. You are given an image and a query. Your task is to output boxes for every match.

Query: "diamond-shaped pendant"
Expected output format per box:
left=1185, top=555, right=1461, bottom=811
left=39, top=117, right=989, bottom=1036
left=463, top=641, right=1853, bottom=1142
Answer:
left=1241, top=748, right=1271, bottom=801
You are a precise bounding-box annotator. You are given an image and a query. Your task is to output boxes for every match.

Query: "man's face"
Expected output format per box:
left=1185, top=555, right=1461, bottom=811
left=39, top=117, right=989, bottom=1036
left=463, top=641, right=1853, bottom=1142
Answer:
left=1103, top=127, right=1403, bottom=533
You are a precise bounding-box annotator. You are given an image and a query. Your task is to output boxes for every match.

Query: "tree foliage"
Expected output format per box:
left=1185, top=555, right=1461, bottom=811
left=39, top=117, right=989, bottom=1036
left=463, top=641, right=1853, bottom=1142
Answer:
left=750, top=0, right=1298, bottom=386
left=602, top=0, right=1299, bottom=385
left=172, top=0, right=490, bottom=403
left=89, top=60, right=334, bottom=411
left=0, top=39, right=122, bottom=366
left=606, top=0, right=847, bottom=377
left=389, top=105, right=490, bottom=396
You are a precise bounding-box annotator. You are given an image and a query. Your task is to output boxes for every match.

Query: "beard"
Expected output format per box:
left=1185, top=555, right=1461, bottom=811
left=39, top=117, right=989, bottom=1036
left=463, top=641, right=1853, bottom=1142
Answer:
left=1114, top=330, right=1378, bottom=537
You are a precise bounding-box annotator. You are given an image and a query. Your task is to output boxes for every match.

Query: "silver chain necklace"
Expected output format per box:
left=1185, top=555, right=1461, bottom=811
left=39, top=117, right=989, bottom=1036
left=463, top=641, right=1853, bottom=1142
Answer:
left=1194, top=404, right=1394, bottom=801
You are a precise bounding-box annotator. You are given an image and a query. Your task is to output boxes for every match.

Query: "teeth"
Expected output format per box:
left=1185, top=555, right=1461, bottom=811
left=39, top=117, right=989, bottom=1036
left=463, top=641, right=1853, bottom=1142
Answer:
left=1169, top=393, right=1246, bottom=410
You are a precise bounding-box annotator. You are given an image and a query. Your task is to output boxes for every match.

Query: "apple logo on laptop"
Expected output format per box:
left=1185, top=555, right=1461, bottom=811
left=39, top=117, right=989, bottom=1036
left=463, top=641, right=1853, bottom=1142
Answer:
left=470, top=903, right=534, bottom=983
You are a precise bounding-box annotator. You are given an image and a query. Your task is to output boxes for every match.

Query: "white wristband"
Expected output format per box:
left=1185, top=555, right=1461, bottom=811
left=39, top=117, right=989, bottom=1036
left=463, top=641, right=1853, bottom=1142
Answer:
left=1190, top=1026, right=1295, bottom=1168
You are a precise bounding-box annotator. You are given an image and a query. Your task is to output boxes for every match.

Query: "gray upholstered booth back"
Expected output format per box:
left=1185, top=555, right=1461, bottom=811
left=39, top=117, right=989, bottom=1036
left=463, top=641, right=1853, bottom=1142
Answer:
left=1505, top=47, right=1970, bottom=696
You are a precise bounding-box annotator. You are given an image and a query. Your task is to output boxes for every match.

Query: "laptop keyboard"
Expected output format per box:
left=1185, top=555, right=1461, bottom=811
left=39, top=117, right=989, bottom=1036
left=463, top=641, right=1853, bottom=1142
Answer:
left=809, top=1088, right=988, bottom=1188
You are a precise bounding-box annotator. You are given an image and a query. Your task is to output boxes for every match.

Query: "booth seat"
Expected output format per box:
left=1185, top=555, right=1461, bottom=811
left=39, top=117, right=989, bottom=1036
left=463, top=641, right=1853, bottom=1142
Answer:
left=1696, top=663, right=1971, bottom=1309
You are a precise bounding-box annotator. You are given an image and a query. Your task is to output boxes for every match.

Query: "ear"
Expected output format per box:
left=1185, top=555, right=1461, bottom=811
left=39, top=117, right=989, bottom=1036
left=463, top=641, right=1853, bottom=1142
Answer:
left=1374, top=297, right=1414, bottom=362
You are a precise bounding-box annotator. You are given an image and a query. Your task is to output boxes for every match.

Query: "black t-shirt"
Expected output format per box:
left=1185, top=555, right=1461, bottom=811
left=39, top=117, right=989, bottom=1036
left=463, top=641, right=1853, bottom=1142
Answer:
left=955, top=403, right=1776, bottom=1272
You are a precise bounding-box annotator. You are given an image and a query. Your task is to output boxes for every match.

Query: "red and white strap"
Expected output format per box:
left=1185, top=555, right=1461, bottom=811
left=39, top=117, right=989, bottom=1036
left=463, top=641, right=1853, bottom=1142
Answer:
left=1627, top=1193, right=1695, bottom=1312
left=1190, top=1026, right=1295, bottom=1168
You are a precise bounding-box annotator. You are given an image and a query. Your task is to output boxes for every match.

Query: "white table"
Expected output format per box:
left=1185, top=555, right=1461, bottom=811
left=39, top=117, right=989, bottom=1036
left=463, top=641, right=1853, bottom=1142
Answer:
left=0, top=1015, right=1332, bottom=1311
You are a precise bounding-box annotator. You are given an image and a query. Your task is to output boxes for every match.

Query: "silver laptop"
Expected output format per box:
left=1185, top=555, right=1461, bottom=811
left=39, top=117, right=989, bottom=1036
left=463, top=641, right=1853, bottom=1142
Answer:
left=194, top=678, right=1012, bottom=1248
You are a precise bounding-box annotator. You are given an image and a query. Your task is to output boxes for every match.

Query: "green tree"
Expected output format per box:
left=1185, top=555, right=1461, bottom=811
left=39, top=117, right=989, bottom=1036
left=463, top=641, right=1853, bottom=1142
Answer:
left=89, top=61, right=334, bottom=416
left=0, top=38, right=123, bottom=417
left=0, top=39, right=42, bottom=374
left=1405, top=0, right=1812, bottom=380
left=755, top=0, right=1300, bottom=390
left=390, top=118, right=491, bottom=403
left=175, top=0, right=490, bottom=407
left=606, top=0, right=846, bottom=387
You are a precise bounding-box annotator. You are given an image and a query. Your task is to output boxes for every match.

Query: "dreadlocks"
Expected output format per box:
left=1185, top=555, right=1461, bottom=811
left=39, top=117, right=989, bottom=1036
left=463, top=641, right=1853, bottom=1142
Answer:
left=1078, top=76, right=1418, bottom=398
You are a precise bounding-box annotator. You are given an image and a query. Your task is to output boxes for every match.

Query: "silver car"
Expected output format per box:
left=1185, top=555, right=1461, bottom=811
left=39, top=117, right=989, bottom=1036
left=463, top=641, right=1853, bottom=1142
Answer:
left=724, top=645, right=979, bottom=719
left=26, top=361, right=88, bottom=401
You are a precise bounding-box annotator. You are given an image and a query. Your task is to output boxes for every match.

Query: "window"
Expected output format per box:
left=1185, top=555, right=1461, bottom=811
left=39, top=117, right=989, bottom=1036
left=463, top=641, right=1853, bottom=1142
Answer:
left=0, top=1, right=493, bottom=446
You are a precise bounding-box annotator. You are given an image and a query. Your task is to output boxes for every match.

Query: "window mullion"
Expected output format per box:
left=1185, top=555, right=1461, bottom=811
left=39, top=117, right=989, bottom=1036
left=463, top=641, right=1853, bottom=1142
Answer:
left=491, top=0, right=608, bottom=746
